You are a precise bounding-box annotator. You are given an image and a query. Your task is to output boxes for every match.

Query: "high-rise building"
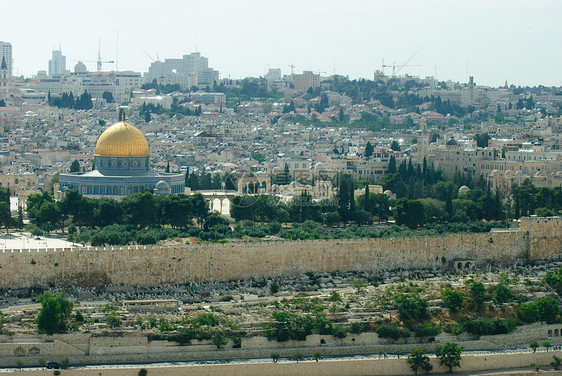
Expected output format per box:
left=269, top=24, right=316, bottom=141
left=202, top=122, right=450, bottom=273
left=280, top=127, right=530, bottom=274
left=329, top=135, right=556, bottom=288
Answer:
left=265, top=68, right=281, bottom=81
left=294, top=71, right=320, bottom=92
left=0, top=41, right=13, bottom=77
left=146, top=52, right=219, bottom=89
left=48, top=49, right=66, bottom=76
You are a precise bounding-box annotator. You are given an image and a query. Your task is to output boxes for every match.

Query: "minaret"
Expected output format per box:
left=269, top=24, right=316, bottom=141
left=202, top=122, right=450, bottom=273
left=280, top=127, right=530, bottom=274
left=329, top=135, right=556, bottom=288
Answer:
left=0, top=56, right=8, bottom=99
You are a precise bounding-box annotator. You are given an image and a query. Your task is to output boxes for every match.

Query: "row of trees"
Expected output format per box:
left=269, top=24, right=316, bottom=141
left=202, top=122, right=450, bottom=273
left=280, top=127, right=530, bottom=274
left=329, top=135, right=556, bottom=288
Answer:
left=48, top=91, right=93, bottom=110
left=26, top=190, right=210, bottom=232
left=513, top=180, right=562, bottom=218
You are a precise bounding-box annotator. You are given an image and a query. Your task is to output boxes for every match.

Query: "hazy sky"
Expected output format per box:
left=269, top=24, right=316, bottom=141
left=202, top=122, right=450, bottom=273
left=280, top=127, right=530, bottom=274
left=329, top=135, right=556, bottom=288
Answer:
left=2, top=0, right=561, bottom=87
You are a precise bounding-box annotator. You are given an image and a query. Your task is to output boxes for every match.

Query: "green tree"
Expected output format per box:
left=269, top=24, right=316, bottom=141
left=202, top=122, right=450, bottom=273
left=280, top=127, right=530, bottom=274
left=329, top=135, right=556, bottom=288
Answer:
left=542, top=268, right=562, bottom=295
left=395, top=293, right=428, bottom=321
left=474, top=133, right=491, bottom=148
left=102, top=91, right=114, bottom=103
left=0, top=200, right=10, bottom=234
left=517, top=303, right=540, bottom=323
left=336, top=174, right=355, bottom=222
left=121, top=192, right=157, bottom=228
left=530, top=341, right=539, bottom=353
left=251, top=152, right=265, bottom=163
left=365, top=141, right=374, bottom=157
left=212, top=332, right=228, bottom=349
left=351, top=278, right=368, bottom=293
left=69, top=159, right=80, bottom=173
left=394, top=198, right=425, bottom=229
left=95, top=198, right=123, bottom=227
left=391, top=140, right=401, bottom=151
left=492, top=282, right=513, bottom=304
left=36, top=292, right=73, bottom=335
left=468, top=280, right=487, bottom=311
left=435, top=342, right=463, bottom=372
left=536, top=297, right=559, bottom=323
left=408, top=347, right=433, bottom=375
left=107, top=313, right=122, bottom=328
left=388, top=155, right=397, bottom=173
left=270, top=352, right=280, bottom=363
left=313, top=350, right=322, bottom=362
left=291, top=350, right=304, bottom=363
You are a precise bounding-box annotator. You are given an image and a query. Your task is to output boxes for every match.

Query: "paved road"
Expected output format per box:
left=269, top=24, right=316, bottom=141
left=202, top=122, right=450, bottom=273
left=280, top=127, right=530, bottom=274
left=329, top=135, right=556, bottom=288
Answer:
left=0, top=346, right=557, bottom=373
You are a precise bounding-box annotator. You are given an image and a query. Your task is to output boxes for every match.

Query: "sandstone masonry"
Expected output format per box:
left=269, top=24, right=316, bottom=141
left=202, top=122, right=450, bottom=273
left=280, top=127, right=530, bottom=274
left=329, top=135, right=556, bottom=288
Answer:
left=0, top=217, right=560, bottom=289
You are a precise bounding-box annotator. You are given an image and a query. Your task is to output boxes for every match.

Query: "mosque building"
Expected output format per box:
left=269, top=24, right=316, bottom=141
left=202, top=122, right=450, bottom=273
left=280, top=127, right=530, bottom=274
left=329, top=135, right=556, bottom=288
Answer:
left=58, top=115, right=184, bottom=199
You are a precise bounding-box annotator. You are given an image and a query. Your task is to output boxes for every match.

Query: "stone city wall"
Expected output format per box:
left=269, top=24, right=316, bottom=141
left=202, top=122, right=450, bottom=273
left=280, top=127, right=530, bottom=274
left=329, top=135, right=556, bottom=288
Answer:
left=0, top=218, right=559, bottom=289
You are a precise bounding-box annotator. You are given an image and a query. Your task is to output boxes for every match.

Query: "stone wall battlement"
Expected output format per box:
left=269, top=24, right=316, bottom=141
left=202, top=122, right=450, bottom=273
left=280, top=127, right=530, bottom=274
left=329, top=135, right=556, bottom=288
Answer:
left=0, top=217, right=559, bottom=288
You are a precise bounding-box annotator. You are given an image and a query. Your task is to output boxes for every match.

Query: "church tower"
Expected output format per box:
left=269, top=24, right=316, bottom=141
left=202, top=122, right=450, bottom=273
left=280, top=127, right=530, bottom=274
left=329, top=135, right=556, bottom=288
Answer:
left=417, top=117, right=430, bottom=161
left=0, top=56, right=8, bottom=100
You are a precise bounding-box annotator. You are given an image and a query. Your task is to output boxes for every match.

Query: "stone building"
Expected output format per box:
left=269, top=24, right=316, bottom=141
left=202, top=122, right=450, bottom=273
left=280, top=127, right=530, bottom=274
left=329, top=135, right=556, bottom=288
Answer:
left=58, top=115, right=184, bottom=200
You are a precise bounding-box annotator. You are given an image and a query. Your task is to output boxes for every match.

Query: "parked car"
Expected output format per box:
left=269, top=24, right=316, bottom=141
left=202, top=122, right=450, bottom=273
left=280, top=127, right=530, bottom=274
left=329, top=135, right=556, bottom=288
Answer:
left=46, top=361, right=63, bottom=369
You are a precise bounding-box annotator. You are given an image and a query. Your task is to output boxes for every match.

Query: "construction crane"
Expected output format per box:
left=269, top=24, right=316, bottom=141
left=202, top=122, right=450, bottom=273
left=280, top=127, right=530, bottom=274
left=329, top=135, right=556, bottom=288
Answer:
left=72, top=43, right=114, bottom=72
left=143, top=51, right=161, bottom=63
left=381, top=51, right=421, bottom=77
left=288, top=64, right=295, bottom=75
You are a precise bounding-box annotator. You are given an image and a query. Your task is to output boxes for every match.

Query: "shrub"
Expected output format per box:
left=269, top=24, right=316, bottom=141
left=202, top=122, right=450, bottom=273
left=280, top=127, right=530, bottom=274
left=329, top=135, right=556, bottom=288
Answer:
left=492, top=283, right=513, bottom=304
left=212, top=332, right=228, bottom=349
left=415, top=323, right=441, bottom=338
left=446, top=323, right=466, bottom=336
left=30, top=226, right=43, bottom=237
left=376, top=324, right=411, bottom=341
left=60, top=357, right=70, bottom=367
left=466, top=318, right=515, bottom=337
left=350, top=322, right=364, bottom=334
left=269, top=279, right=279, bottom=295
left=333, top=325, right=347, bottom=339
left=442, top=288, right=465, bottom=314
left=270, top=352, right=280, bottom=363
left=106, top=313, right=122, bottom=328
left=551, top=355, right=562, bottom=370
left=75, top=310, right=84, bottom=322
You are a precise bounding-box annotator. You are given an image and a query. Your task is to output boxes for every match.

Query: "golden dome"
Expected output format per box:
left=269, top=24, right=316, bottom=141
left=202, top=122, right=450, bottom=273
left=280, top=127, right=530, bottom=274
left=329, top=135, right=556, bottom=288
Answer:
left=95, top=121, right=149, bottom=157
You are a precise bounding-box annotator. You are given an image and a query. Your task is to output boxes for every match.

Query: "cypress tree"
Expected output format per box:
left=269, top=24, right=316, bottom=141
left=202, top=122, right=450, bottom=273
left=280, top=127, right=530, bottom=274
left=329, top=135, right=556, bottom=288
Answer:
left=364, top=184, right=370, bottom=213
left=388, top=155, right=397, bottom=173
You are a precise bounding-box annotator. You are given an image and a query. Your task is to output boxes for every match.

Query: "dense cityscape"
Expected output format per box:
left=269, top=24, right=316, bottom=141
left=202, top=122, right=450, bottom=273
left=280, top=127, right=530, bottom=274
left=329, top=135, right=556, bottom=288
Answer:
left=0, top=35, right=562, bottom=376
